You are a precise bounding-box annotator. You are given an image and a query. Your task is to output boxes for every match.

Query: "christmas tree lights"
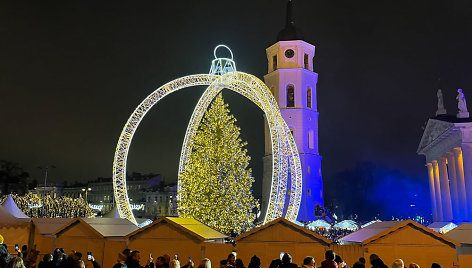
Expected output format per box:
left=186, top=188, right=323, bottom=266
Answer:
left=178, top=93, right=258, bottom=234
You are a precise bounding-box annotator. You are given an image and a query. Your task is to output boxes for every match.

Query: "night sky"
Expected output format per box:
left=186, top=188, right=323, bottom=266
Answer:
left=2, top=1, right=472, bottom=217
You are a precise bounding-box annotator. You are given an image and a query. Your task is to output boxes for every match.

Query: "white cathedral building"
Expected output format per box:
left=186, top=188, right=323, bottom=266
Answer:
left=418, top=88, right=472, bottom=223
left=262, top=1, right=323, bottom=221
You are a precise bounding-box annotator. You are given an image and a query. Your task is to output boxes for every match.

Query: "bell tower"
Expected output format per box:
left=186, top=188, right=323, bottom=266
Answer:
left=262, top=0, right=323, bottom=221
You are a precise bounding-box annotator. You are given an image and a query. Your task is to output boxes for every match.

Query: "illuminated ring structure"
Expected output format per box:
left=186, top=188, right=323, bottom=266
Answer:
left=113, top=72, right=302, bottom=225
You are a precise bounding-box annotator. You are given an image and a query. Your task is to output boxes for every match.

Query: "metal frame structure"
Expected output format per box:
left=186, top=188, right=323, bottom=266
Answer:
left=113, top=47, right=302, bottom=225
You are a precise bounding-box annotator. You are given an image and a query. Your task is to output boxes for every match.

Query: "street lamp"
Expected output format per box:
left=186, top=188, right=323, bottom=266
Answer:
left=82, top=187, right=92, bottom=203
left=38, top=165, right=56, bottom=217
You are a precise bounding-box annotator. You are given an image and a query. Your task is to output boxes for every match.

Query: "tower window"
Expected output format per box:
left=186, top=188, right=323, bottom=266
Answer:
left=290, top=128, right=294, bottom=137
left=287, top=84, right=295, bottom=107
left=271, top=86, right=275, bottom=96
left=304, top=54, right=309, bottom=70
left=307, top=87, right=312, bottom=108
left=308, top=130, right=314, bottom=149
left=273, top=55, right=277, bottom=71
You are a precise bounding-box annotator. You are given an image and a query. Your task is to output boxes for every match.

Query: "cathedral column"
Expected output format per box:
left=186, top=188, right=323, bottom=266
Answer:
left=438, top=156, right=453, bottom=221
left=446, top=151, right=461, bottom=221
left=426, top=163, right=438, bottom=221
left=461, top=143, right=472, bottom=220
left=453, top=147, right=468, bottom=220
left=432, top=160, right=443, bottom=221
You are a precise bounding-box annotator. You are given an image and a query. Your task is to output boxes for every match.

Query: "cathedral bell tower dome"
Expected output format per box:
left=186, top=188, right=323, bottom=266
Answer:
left=261, top=0, right=323, bottom=221
left=277, top=0, right=304, bottom=41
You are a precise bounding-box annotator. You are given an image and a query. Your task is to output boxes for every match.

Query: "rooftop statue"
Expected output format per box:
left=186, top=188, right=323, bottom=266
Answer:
left=457, top=88, right=470, bottom=118
left=436, top=89, right=446, bottom=116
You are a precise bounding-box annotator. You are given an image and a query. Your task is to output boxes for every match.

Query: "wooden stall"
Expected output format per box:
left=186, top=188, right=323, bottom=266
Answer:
left=234, top=218, right=331, bottom=268
left=340, top=220, right=459, bottom=268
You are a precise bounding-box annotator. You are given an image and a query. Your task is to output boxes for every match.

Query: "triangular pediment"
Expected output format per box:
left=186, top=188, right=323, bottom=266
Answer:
left=417, top=119, right=454, bottom=154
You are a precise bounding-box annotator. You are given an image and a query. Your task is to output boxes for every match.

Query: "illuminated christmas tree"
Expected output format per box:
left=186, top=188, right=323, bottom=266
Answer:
left=178, top=93, right=258, bottom=234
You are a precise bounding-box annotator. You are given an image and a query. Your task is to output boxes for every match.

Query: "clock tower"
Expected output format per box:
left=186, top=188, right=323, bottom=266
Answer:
left=262, top=0, right=323, bottom=221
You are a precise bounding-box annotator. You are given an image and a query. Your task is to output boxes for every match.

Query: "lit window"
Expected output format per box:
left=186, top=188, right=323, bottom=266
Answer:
left=287, top=85, right=295, bottom=107
left=307, top=87, right=312, bottom=108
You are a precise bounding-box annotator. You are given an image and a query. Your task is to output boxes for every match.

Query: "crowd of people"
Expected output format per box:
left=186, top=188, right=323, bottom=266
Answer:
left=0, top=241, right=100, bottom=268
left=0, top=234, right=446, bottom=268
left=310, top=228, right=354, bottom=242
left=0, top=194, right=93, bottom=218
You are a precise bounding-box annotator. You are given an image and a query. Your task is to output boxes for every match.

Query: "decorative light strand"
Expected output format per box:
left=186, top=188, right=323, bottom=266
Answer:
left=113, top=56, right=302, bottom=225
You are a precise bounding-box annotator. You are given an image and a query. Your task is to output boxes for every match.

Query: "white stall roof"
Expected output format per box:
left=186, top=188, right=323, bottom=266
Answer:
left=308, top=219, right=331, bottom=228
left=333, top=220, right=358, bottom=229
left=2, top=195, right=29, bottom=218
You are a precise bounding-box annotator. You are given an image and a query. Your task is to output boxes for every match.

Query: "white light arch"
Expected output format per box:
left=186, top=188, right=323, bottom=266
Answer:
left=113, top=62, right=302, bottom=226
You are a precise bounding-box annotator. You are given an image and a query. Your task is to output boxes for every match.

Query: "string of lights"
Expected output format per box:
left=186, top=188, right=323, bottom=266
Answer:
left=113, top=46, right=303, bottom=226
left=0, top=193, right=93, bottom=218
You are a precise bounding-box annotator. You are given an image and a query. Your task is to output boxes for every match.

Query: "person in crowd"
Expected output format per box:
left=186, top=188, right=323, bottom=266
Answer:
left=247, top=255, right=261, bottom=268
left=219, top=260, right=227, bottom=268
left=226, top=254, right=236, bottom=268
left=334, top=256, right=346, bottom=268
left=408, top=264, right=419, bottom=268
left=60, top=251, right=75, bottom=268
left=87, top=254, right=101, bottom=268
left=320, top=250, right=337, bottom=268
left=369, top=254, right=387, bottom=268
left=391, top=260, right=403, bottom=268
left=7, top=257, right=26, bottom=268
left=0, top=235, right=11, bottom=268
left=269, top=258, right=281, bottom=268
left=25, top=245, right=39, bottom=268
left=235, top=259, right=244, bottom=268
left=123, top=250, right=132, bottom=259
left=38, top=254, right=54, bottom=268
left=61, top=251, right=82, bottom=268
left=280, top=253, right=297, bottom=268
left=430, top=264, right=441, bottom=268
left=20, top=247, right=27, bottom=261
left=169, top=260, right=180, bottom=268
left=52, top=249, right=64, bottom=268
left=198, top=259, right=211, bottom=268
left=247, top=256, right=260, bottom=268
left=302, top=256, right=315, bottom=268
left=73, top=260, right=84, bottom=268
left=113, top=253, right=127, bottom=268
left=73, top=253, right=82, bottom=262
left=180, top=257, right=193, bottom=268
left=126, top=251, right=153, bottom=268
left=155, top=257, right=167, bottom=268
left=352, top=258, right=365, bottom=268
left=163, top=255, right=171, bottom=267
